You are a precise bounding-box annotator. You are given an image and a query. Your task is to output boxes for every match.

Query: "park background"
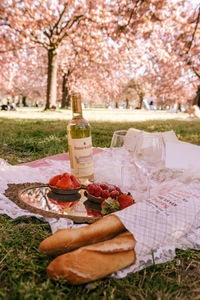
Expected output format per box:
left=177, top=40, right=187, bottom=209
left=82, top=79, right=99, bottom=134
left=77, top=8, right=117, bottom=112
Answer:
left=0, top=0, right=200, bottom=111
left=1, top=1, right=200, bottom=299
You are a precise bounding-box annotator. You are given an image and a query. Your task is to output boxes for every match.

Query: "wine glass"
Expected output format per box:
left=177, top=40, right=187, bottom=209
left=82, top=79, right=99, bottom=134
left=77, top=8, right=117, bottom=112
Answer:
left=110, top=130, right=130, bottom=163
left=133, top=132, right=166, bottom=198
left=110, top=130, right=127, bottom=148
left=110, top=130, right=127, bottom=157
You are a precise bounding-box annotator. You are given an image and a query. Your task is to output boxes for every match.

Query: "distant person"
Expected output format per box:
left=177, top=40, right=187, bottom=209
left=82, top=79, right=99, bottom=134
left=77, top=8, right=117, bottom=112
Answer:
left=1, top=104, right=8, bottom=110
left=149, top=97, right=156, bottom=110
left=149, top=99, right=154, bottom=106
left=7, top=100, right=10, bottom=110
left=187, top=86, right=200, bottom=118
left=192, top=86, right=200, bottom=108
left=10, top=102, right=16, bottom=111
left=177, top=103, right=181, bottom=112
left=187, top=105, right=200, bottom=119
left=135, top=102, right=141, bottom=109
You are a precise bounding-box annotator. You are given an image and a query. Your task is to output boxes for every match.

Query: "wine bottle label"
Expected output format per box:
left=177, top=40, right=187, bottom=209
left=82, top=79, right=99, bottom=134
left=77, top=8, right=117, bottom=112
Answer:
left=68, top=136, right=93, bottom=177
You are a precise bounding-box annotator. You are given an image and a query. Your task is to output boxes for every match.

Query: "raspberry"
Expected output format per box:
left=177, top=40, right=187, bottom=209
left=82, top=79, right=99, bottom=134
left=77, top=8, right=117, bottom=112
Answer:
left=108, top=185, right=115, bottom=192
left=115, top=186, right=122, bottom=193
left=110, top=190, right=119, bottom=199
left=94, top=186, right=102, bottom=197
left=101, top=189, right=110, bottom=199
left=87, top=184, right=95, bottom=195
left=100, top=183, right=109, bottom=190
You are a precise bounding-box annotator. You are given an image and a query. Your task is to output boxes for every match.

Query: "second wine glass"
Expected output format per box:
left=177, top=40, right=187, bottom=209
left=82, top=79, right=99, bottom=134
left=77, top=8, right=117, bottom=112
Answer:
left=133, top=132, right=166, bottom=198
left=110, top=130, right=129, bottom=163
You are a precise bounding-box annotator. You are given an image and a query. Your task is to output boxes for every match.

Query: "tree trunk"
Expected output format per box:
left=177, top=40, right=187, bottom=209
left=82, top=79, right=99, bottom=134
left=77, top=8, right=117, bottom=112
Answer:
left=126, top=98, right=129, bottom=109
left=66, top=93, right=71, bottom=107
left=138, top=94, right=144, bottom=109
left=61, top=73, right=71, bottom=108
left=61, top=73, right=67, bottom=108
left=22, top=96, right=27, bottom=107
left=46, top=48, right=58, bottom=109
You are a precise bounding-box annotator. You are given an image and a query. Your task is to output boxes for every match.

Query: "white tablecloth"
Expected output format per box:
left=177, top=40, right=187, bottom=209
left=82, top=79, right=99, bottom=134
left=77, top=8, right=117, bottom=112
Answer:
left=0, top=137, right=200, bottom=279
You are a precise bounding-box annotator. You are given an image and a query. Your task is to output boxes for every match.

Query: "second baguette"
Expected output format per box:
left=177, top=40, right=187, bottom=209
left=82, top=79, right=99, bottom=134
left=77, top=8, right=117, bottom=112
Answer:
left=47, top=231, right=136, bottom=284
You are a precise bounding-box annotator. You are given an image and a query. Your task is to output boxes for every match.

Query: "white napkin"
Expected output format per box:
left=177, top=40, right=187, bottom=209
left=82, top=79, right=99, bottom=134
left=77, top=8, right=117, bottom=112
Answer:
left=125, top=128, right=200, bottom=171
left=125, top=128, right=178, bottom=152
left=166, top=141, right=200, bottom=171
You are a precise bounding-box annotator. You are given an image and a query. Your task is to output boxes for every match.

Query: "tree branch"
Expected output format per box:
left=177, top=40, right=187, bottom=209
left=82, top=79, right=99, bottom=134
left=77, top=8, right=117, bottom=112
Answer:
left=186, top=5, right=200, bottom=54
left=54, top=4, right=68, bottom=35
left=192, top=65, right=200, bottom=79
left=0, top=46, right=21, bottom=53
left=57, top=14, right=84, bottom=44
left=30, top=33, right=49, bottom=50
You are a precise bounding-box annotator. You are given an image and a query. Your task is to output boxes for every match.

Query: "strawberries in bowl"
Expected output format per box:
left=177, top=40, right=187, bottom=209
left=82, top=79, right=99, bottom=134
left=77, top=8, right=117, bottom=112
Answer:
left=49, top=172, right=81, bottom=194
left=85, top=182, right=135, bottom=215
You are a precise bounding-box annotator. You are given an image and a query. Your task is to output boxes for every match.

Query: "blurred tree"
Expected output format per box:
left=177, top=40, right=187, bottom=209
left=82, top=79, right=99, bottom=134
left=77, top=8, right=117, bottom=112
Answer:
left=0, top=0, right=199, bottom=108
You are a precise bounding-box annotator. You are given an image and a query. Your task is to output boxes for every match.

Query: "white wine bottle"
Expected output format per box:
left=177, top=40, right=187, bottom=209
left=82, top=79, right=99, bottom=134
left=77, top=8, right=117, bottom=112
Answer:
left=67, top=92, right=94, bottom=184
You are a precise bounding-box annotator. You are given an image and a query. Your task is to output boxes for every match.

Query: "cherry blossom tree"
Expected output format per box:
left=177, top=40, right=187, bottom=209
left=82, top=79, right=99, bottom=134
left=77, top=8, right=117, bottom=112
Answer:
left=0, top=0, right=199, bottom=109
left=120, top=0, right=200, bottom=106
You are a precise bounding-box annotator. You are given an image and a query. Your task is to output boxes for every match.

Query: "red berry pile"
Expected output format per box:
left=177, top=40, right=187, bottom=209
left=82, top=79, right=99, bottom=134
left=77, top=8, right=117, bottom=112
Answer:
left=86, top=182, right=122, bottom=199
left=49, top=172, right=81, bottom=189
left=86, top=182, right=135, bottom=215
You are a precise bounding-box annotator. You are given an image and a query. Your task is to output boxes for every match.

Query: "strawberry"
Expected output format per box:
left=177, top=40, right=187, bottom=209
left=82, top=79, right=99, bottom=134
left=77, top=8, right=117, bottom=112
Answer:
left=49, top=175, right=61, bottom=186
left=70, top=175, right=81, bottom=188
left=110, top=190, right=119, bottom=199
left=62, top=172, right=70, bottom=178
left=56, top=176, right=74, bottom=189
left=118, top=193, right=134, bottom=210
left=101, top=189, right=110, bottom=199
left=101, top=200, right=112, bottom=215
left=94, top=186, right=102, bottom=197
left=101, top=197, right=120, bottom=215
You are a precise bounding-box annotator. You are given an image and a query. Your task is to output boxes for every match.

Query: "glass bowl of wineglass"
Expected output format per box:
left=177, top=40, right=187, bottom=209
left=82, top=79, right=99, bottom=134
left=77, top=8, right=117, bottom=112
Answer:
left=110, top=130, right=133, bottom=163
left=133, top=132, right=166, bottom=198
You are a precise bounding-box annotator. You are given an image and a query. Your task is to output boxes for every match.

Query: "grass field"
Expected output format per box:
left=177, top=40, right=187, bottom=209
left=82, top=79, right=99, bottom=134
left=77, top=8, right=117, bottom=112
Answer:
left=0, top=108, right=200, bottom=299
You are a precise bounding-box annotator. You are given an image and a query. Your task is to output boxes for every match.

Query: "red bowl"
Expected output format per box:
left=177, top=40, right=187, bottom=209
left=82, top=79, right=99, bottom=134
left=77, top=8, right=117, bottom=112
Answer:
left=48, top=185, right=81, bottom=195
left=84, top=191, right=105, bottom=204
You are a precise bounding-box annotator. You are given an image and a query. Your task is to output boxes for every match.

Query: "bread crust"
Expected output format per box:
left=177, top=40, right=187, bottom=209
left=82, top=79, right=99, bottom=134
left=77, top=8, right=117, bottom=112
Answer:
left=47, top=232, right=136, bottom=284
left=39, top=215, right=126, bottom=255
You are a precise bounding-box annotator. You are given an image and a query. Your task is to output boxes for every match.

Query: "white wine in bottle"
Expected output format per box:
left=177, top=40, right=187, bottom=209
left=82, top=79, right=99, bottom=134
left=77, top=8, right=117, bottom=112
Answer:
left=67, top=92, right=94, bottom=184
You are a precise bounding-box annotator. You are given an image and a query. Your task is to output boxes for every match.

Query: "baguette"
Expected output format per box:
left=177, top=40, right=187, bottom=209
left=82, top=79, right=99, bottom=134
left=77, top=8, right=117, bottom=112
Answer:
left=39, top=215, right=126, bottom=256
left=47, top=231, right=136, bottom=285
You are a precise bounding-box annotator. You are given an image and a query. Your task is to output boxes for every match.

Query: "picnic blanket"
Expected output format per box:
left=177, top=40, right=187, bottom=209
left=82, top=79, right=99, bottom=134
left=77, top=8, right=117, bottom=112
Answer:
left=0, top=130, right=200, bottom=279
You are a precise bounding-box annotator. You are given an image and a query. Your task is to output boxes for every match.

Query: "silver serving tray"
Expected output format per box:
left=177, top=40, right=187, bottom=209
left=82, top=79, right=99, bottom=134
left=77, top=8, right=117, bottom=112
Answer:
left=18, top=185, right=101, bottom=223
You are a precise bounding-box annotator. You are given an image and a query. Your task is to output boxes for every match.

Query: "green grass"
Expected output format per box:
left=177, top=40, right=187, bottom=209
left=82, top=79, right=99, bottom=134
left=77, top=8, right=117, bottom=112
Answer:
left=0, top=109, right=200, bottom=299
